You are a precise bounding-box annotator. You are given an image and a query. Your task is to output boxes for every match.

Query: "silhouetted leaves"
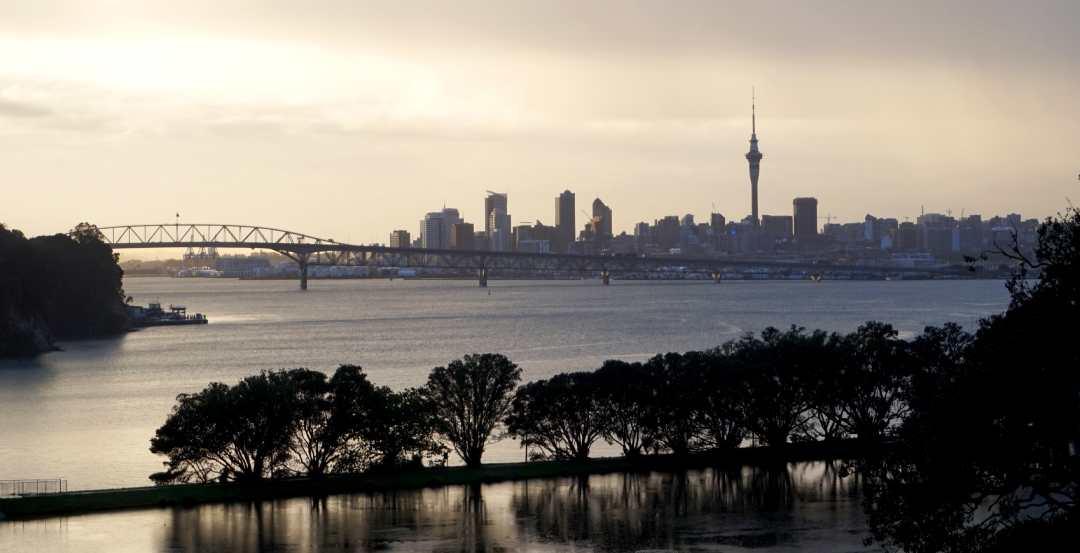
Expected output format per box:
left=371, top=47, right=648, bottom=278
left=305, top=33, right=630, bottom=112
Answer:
left=423, top=353, right=522, bottom=467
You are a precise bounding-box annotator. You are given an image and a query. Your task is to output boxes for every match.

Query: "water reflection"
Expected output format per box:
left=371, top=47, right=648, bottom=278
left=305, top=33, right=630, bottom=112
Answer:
left=0, top=462, right=872, bottom=552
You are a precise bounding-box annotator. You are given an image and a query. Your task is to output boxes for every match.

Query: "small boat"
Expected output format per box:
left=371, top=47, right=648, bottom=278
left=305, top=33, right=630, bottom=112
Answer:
left=128, top=302, right=208, bottom=328
left=809, top=273, right=824, bottom=282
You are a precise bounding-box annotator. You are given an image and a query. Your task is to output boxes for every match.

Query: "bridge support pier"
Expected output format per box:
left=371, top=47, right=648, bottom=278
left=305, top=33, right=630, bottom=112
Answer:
left=298, top=254, right=310, bottom=291
left=601, top=271, right=610, bottom=285
left=478, top=268, right=488, bottom=288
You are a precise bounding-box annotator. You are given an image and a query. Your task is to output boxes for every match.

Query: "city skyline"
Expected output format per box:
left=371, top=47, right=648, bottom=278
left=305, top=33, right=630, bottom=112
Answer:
left=2, top=1, right=1077, bottom=257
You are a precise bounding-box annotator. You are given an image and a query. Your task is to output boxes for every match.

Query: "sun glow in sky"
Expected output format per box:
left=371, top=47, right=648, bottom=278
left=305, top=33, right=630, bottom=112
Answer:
left=2, top=1, right=1078, bottom=254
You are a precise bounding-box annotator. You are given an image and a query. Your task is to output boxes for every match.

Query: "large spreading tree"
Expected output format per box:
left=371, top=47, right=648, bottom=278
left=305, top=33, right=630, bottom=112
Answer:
left=423, top=353, right=522, bottom=467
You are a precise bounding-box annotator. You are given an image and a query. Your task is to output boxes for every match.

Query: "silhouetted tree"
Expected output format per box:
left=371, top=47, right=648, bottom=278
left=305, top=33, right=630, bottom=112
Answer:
left=593, top=360, right=656, bottom=457
left=507, top=371, right=604, bottom=461
left=150, top=370, right=302, bottom=483
left=834, top=322, right=911, bottom=441
left=723, top=327, right=820, bottom=447
left=693, top=351, right=748, bottom=450
left=863, top=208, right=1080, bottom=552
left=423, top=353, right=522, bottom=467
left=645, top=352, right=706, bottom=456
left=363, top=386, right=446, bottom=469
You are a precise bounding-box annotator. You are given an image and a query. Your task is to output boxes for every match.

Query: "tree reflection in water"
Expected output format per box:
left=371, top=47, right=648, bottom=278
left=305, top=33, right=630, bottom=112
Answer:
left=509, top=462, right=864, bottom=552
left=148, top=462, right=867, bottom=552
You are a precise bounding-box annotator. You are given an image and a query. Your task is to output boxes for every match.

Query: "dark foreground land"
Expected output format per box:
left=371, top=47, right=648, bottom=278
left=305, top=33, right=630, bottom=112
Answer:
left=0, top=440, right=867, bottom=521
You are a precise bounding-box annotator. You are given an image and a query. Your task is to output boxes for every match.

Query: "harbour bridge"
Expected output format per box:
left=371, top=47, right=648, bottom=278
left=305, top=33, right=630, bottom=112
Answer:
left=93, top=223, right=956, bottom=290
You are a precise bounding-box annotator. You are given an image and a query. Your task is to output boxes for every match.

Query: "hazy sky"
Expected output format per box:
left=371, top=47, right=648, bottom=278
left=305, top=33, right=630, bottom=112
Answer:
left=2, top=1, right=1077, bottom=253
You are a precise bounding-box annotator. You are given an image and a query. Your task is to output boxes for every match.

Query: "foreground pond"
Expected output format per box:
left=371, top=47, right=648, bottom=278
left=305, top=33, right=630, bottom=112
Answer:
left=1, top=461, right=872, bottom=552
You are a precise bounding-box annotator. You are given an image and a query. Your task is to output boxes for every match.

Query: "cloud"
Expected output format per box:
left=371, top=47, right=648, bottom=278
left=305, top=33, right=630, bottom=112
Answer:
left=0, top=97, right=51, bottom=118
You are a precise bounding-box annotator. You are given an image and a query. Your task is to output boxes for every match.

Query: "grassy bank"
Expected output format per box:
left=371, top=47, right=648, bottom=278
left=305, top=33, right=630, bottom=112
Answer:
left=0, top=440, right=872, bottom=521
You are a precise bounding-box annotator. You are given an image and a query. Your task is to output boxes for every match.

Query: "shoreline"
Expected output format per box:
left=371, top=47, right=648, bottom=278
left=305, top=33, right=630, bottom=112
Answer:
left=0, top=440, right=873, bottom=521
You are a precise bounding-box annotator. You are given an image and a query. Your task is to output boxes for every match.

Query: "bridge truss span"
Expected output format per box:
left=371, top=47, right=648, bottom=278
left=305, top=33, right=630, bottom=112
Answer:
left=91, top=223, right=954, bottom=290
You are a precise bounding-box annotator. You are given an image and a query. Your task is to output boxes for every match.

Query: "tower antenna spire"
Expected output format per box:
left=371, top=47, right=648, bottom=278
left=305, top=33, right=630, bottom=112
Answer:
left=752, top=86, right=756, bottom=135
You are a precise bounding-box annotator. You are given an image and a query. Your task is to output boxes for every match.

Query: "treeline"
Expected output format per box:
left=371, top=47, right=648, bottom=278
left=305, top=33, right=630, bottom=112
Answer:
left=150, top=321, right=937, bottom=483
left=0, top=223, right=129, bottom=357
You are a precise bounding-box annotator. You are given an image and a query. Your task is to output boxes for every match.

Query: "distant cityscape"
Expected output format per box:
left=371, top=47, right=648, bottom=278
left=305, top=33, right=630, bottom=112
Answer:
left=387, top=98, right=1039, bottom=270
left=124, top=99, right=1041, bottom=281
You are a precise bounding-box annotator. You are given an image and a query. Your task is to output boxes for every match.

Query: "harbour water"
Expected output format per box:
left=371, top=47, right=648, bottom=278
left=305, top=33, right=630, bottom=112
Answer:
left=0, top=277, right=1009, bottom=551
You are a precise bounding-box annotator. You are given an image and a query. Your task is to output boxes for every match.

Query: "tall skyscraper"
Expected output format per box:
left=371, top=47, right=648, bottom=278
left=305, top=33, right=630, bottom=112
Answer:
left=793, top=197, right=818, bottom=241
left=555, top=190, right=575, bottom=252
left=484, top=192, right=507, bottom=235
left=745, top=91, right=763, bottom=226
left=591, top=198, right=612, bottom=238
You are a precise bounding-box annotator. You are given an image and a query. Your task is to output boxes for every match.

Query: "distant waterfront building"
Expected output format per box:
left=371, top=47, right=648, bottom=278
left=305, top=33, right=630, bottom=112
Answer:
left=793, top=197, right=818, bottom=241
left=389, top=230, right=411, bottom=248
left=761, top=215, right=793, bottom=240
left=555, top=190, right=575, bottom=252
left=484, top=192, right=507, bottom=235
left=745, top=91, right=763, bottom=226
left=592, top=198, right=612, bottom=238
left=450, top=222, right=475, bottom=250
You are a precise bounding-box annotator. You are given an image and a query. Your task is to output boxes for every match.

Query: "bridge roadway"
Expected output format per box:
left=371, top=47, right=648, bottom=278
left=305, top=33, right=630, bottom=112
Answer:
left=94, top=223, right=955, bottom=290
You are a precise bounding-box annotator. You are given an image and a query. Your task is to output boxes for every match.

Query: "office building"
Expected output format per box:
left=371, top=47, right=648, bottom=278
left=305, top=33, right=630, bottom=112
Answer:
left=450, top=222, right=474, bottom=250
left=592, top=198, right=612, bottom=238
left=761, top=215, right=793, bottom=240
left=488, top=208, right=511, bottom=252
left=555, top=190, right=575, bottom=252
left=389, top=230, right=411, bottom=248
left=793, top=197, right=818, bottom=241
left=484, top=192, right=507, bottom=235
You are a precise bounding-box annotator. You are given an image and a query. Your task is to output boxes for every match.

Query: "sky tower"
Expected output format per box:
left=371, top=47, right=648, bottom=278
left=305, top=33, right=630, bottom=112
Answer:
left=745, top=89, right=763, bottom=226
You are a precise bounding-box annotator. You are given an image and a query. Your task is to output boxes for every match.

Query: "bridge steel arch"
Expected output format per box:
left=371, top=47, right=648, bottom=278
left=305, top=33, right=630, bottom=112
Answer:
left=93, top=223, right=954, bottom=290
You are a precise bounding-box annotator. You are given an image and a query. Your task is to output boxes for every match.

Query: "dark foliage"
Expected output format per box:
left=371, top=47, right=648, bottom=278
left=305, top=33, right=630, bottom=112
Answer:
left=721, top=327, right=823, bottom=447
left=150, top=365, right=444, bottom=483
left=423, top=353, right=522, bottom=467
left=862, top=208, right=1080, bottom=552
left=507, top=371, right=604, bottom=461
left=592, top=360, right=656, bottom=457
left=150, top=370, right=301, bottom=483
left=0, top=223, right=128, bottom=356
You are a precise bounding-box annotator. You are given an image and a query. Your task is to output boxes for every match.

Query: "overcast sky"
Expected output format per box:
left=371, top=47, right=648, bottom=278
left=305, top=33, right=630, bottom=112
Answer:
left=2, top=1, right=1077, bottom=252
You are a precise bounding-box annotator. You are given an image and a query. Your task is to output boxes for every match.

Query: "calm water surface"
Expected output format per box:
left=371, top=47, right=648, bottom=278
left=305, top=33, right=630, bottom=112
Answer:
left=0, top=278, right=1007, bottom=551
left=3, top=462, right=868, bottom=553
left=0, top=278, right=1007, bottom=490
